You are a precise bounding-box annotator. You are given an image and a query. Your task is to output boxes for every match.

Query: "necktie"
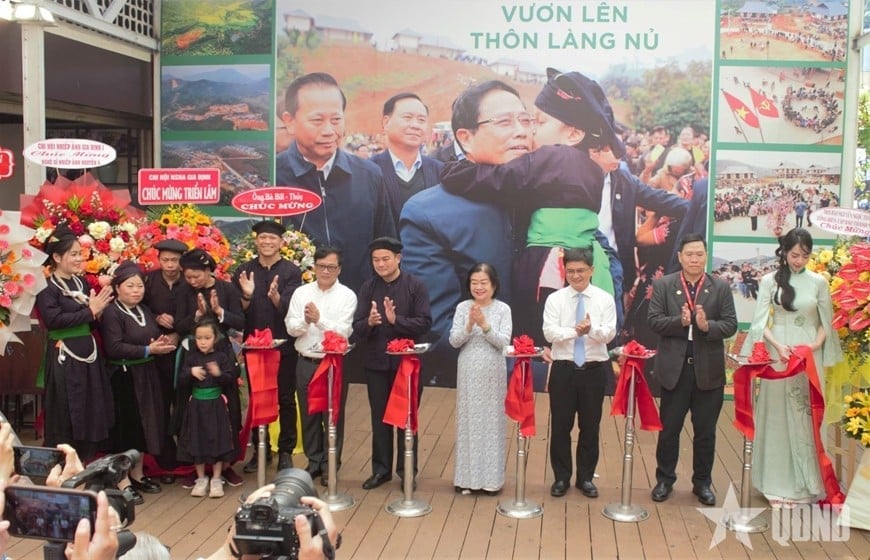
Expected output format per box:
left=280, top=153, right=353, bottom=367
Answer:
left=574, top=293, right=586, bottom=366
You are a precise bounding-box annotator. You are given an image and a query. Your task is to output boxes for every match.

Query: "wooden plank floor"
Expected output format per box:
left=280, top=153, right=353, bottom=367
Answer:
left=6, top=385, right=869, bottom=559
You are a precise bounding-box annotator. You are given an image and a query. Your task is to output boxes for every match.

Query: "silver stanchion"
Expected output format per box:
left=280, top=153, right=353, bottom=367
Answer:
left=603, top=354, right=648, bottom=523
left=256, top=424, right=268, bottom=488
left=323, top=351, right=354, bottom=511
left=724, top=354, right=769, bottom=533
left=386, top=344, right=431, bottom=517
left=498, top=356, right=543, bottom=519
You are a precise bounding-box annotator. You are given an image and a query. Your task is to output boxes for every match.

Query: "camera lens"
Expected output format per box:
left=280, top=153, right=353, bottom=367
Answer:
left=270, top=468, right=317, bottom=508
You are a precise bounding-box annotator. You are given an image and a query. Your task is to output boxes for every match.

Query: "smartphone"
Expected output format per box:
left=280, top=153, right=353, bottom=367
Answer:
left=3, top=485, right=97, bottom=542
left=13, top=445, right=65, bottom=480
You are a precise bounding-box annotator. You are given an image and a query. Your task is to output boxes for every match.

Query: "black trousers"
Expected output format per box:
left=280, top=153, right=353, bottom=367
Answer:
left=246, top=350, right=298, bottom=455
left=297, top=357, right=348, bottom=471
left=153, top=353, right=179, bottom=469
left=366, top=368, right=423, bottom=478
left=548, top=360, right=607, bottom=484
left=655, top=359, right=724, bottom=488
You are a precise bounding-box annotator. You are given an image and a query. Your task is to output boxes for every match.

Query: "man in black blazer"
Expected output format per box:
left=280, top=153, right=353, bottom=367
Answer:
left=370, top=93, right=443, bottom=231
left=648, top=233, right=736, bottom=506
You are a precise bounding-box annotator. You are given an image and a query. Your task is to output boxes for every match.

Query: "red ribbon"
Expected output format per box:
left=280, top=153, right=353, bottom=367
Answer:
left=611, top=344, right=662, bottom=431
left=505, top=357, right=536, bottom=436
left=244, top=328, right=274, bottom=347
left=732, top=345, right=844, bottom=505
left=383, top=355, right=421, bottom=432
left=308, top=353, right=343, bottom=424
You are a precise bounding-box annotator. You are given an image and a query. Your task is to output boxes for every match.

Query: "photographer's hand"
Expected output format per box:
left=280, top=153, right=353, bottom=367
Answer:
left=47, top=444, right=85, bottom=488
left=295, top=514, right=329, bottom=560
left=0, top=423, right=13, bottom=483
left=300, top=496, right=338, bottom=545
left=65, top=491, right=119, bottom=560
left=0, top=481, right=10, bottom=557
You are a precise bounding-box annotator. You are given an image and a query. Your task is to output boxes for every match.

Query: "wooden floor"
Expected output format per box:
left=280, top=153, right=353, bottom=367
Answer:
left=6, top=384, right=870, bottom=559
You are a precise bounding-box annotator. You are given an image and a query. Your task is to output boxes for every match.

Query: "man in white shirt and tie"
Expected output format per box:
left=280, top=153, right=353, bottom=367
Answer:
left=542, top=247, right=616, bottom=498
left=285, top=245, right=358, bottom=486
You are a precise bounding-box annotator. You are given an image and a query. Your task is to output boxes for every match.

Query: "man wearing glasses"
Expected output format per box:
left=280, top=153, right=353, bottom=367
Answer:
left=285, top=246, right=357, bottom=486
left=542, top=247, right=616, bottom=498
left=399, top=81, right=528, bottom=385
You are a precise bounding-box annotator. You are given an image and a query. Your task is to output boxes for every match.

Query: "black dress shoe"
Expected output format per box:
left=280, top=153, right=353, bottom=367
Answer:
left=577, top=480, right=599, bottom=498
left=243, top=453, right=272, bottom=474
left=159, top=475, right=176, bottom=485
left=305, top=467, right=323, bottom=480
left=550, top=480, right=569, bottom=497
left=362, top=472, right=392, bottom=490
left=130, top=477, right=162, bottom=494
left=651, top=482, right=673, bottom=502
left=320, top=474, right=329, bottom=487
left=122, top=485, right=145, bottom=505
left=276, top=452, right=293, bottom=471
left=693, top=485, right=716, bottom=506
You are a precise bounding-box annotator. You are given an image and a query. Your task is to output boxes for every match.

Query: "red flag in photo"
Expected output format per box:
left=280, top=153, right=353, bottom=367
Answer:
left=749, top=87, right=779, bottom=118
left=722, top=91, right=760, bottom=128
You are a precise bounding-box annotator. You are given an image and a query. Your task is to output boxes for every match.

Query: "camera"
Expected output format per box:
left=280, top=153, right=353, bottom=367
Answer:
left=62, top=449, right=138, bottom=529
left=233, top=468, right=329, bottom=560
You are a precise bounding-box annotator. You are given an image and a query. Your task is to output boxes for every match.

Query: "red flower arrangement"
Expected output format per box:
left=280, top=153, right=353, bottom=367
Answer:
left=21, top=173, right=146, bottom=291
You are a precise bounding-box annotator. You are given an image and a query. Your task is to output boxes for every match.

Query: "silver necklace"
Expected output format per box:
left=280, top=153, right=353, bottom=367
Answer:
left=50, top=274, right=89, bottom=305
left=114, top=300, right=146, bottom=327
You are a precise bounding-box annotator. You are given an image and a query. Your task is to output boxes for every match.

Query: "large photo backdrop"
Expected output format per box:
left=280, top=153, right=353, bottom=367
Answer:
left=160, top=0, right=854, bottom=389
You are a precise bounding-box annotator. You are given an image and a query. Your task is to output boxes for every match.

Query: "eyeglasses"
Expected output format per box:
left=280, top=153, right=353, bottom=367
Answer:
left=565, top=268, right=591, bottom=276
left=476, top=112, right=534, bottom=129
left=315, top=263, right=339, bottom=272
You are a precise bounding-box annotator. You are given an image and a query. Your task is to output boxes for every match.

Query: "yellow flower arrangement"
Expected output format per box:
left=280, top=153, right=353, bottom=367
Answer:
left=137, top=204, right=234, bottom=280
left=228, top=223, right=316, bottom=282
left=842, top=389, right=870, bottom=447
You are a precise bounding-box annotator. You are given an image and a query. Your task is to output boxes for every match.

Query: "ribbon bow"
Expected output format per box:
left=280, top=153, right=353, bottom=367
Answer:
left=749, top=341, right=771, bottom=363
left=732, top=345, right=844, bottom=505
left=611, top=340, right=662, bottom=431
left=386, top=338, right=415, bottom=353
left=505, top=336, right=536, bottom=436
left=244, top=328, right=274, bottom=348
left=308, top=331, right=347, bottom=424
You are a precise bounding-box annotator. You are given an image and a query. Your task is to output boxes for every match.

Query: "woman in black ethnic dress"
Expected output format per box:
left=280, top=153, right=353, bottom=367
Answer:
left=35, top=224, right=114, bottom=461
left=99, top=261, right=177, bottom=501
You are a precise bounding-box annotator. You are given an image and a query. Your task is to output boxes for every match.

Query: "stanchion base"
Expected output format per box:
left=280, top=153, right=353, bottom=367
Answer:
left=724, top=511, right=769, bottom=533
left=497, top=500, right=543, bottom=519
left=602, top=503, right=649, bottom=523
left=323, top=492, right=355, bottom=512
left=386, top=497, right=432, bottom=517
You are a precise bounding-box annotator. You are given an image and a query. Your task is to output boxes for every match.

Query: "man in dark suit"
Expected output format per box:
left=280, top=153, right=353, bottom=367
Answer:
left=370, top=93, right=443, bottom=230
left=648, top=233, right=737, bottom=506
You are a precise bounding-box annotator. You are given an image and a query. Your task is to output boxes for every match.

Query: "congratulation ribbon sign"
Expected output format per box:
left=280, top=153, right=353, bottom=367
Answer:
left=308, top=331, right=348, bottom=424
left=505, top=335, right=537, bottom=436
left=383, top=338, right=421, bottom=432
left=732, top=344, right=844, bottom=505
left=243, top=328, right=280, bottom=426
left=610, top=340, right=662, bottom=431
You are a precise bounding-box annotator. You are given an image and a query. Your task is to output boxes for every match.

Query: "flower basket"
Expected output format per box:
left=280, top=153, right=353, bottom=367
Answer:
left=0, top=211, right=47, bottom=354
left=21, top=173, right=146, bottom=291
left=136, top=204, right=234, bottom=280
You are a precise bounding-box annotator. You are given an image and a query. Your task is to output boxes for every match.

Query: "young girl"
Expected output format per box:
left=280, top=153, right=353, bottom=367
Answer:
left=176, top=318, right=237, bottom=498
